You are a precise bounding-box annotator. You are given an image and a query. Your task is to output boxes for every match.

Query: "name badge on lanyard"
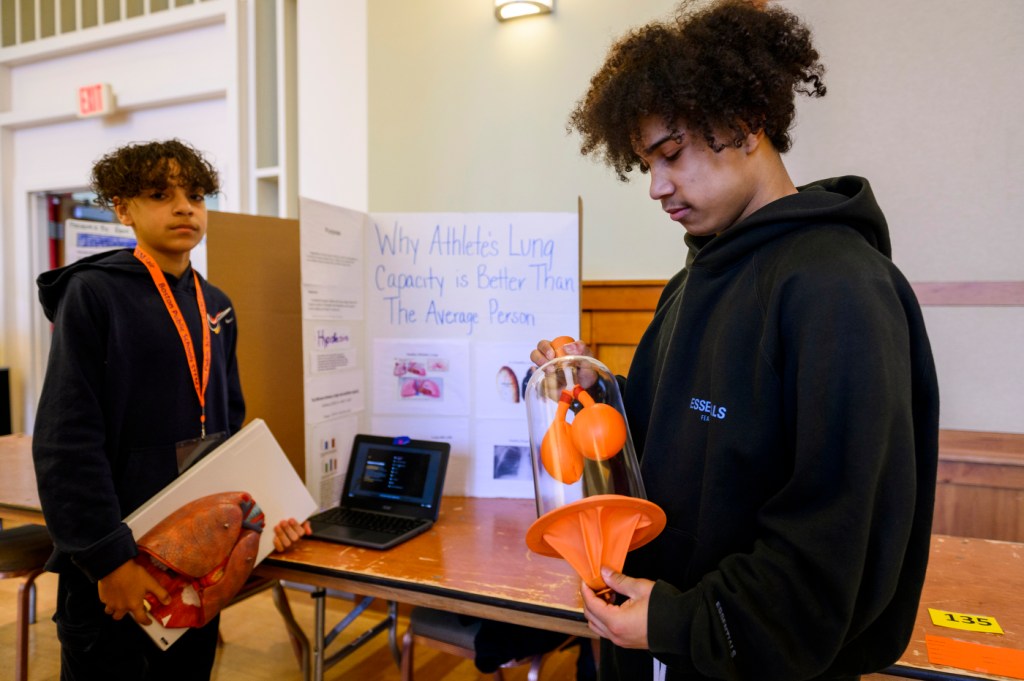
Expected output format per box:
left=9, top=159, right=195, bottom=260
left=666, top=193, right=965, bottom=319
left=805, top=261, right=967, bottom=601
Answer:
left=133, top=247, right=212, bottom=445
left=175, top=431, right=226, bottom=473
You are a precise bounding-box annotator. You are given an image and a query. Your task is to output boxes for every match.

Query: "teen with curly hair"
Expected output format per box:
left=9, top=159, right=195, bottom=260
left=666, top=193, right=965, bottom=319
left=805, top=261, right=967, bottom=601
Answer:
left=33, top=139, right=308, bottom=680
left=533, top=2, right=939, bottom=679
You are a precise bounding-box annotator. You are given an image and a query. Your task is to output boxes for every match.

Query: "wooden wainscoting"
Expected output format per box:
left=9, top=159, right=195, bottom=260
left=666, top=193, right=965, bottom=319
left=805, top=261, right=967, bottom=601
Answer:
left=580, top=279, right=1024, bottom=542
left=579, top=280, right=663, bottom=376
left=934, top=430, right=1024, bottom=542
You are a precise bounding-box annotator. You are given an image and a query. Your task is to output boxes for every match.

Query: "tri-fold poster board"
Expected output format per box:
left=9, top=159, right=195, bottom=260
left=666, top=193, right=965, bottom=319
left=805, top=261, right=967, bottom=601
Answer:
left=60, top=202, right=579, bottom=649
left=208, top=200, right=580, bottom=508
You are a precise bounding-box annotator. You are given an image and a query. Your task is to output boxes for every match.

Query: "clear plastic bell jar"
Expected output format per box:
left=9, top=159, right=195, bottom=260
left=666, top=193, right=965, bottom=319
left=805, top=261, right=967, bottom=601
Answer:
left=523, top=337, right=648, bottom=518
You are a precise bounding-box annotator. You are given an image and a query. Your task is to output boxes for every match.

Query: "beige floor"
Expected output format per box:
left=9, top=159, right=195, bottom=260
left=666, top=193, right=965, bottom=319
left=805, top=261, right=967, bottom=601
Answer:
left=0, top=570, right=584, bottom=680
left=1, top=571, right=911, bottom=681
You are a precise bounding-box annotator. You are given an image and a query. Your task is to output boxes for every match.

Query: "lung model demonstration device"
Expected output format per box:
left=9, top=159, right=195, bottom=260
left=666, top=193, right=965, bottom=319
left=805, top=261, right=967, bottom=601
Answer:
left=524, top=336, right=666, bottom=600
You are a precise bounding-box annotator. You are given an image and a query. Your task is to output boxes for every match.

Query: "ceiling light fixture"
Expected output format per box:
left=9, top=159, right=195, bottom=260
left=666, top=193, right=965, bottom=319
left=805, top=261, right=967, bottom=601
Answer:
left=495, top=0, right=554, bottom=22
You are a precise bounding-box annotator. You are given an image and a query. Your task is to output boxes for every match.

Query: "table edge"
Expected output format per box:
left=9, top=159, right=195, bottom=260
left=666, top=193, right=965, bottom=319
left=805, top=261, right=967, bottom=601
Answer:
left=261, top=555, right=587, bottom=625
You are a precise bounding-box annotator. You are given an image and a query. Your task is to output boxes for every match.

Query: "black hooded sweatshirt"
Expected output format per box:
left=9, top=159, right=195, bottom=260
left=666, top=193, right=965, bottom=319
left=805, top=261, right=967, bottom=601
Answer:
left=603, top=177, right=940, bottom=680
left=32, top=249, right=244, bottom=581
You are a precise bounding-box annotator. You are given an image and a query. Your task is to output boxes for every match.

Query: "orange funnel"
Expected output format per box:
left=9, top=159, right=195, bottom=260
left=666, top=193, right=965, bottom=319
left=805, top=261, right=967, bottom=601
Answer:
left=526, top=495, right=666, bottom=598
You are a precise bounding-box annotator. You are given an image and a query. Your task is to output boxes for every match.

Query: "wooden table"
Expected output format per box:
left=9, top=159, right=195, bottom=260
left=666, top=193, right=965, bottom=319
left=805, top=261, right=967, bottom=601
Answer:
left=259, top=497, right=587, bottom=638
left=0, top=433, right=43, bottom=526
left=0, top=434, right=587, bottom=678
left=882, top=534, right=1024, bottom=680
left=3, top=434, right=1022, bottom=681
left=258, top=496, right=589, bottom=680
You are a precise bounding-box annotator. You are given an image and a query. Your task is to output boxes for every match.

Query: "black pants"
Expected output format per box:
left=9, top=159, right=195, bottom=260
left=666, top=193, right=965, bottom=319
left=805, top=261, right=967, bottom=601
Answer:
left=55, top=567, right=220, bottom=681
left=598, top=640, right=862, bottom=681
left=471, top=617, right=596, bottom=680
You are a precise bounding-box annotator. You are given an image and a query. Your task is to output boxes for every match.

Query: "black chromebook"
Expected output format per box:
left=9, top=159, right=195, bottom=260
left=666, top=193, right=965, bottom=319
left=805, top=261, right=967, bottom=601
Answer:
left=307, top=434, right=450, bottom=550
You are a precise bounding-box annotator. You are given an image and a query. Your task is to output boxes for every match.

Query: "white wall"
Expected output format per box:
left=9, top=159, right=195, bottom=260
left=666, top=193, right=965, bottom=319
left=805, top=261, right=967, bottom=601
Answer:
left=784, top=0, right=1023, bottom=282
left=2, top=0, right=1021, bottom=434
left=782, top=0, right=1024, bottom=432
left=366, top=0, right=688, bottom=278
left=361, top=0, right=1023, bottom=432
left=0, top=9, right=235, bottom=432
left=365, top=0, right=1024, bottom=282
left=296, top=0, right=367, bottom=212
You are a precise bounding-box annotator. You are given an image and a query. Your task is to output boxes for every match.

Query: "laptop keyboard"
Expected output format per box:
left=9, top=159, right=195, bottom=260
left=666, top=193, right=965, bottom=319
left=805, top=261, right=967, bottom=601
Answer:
left=317, top=507, right=427, bottom=536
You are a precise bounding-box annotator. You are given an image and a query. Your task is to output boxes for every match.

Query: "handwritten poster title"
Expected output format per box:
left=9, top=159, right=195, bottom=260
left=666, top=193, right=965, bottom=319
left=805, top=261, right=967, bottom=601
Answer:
left=369, top=217, right=577, bottom=336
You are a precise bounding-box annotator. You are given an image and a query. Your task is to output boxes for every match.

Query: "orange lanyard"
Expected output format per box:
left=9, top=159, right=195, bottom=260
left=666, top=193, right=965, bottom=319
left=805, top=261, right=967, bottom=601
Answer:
left=133, top=247, right=211, bottom=439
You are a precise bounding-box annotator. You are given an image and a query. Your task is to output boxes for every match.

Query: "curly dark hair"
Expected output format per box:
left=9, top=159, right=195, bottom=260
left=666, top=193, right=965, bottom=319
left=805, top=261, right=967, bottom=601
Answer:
left=568, top=0, right=826, bottom=181
left=90, top=139, right=220, bottom=209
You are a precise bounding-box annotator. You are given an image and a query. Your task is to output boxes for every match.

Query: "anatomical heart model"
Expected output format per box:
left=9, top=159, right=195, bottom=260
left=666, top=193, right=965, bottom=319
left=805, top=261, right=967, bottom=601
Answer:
left=524, top=337, right=666, bottom=600
left=134, top=491, right=265, bottom=628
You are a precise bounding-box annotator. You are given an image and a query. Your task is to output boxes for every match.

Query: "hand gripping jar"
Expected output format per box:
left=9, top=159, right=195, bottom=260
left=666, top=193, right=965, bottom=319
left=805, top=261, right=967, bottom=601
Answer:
left=524, top=337, right=665, bottom=600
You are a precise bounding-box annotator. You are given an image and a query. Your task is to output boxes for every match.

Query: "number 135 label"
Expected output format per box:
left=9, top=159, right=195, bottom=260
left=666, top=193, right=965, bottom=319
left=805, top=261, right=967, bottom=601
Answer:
left=928, top=608, right=1004, bottom=634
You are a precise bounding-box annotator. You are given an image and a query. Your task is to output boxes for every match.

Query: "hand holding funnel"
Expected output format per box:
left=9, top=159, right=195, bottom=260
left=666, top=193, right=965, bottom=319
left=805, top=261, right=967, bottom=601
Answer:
left=525, top=337, right=666, bottom=600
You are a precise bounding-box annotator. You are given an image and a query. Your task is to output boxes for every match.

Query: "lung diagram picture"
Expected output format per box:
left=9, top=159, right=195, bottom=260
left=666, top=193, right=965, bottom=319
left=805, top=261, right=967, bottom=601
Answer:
left=493, top=444, right=532, bottom=481
left=394, top=355, right=447, bottom=400
left=496, top=365, right=520, bottom=403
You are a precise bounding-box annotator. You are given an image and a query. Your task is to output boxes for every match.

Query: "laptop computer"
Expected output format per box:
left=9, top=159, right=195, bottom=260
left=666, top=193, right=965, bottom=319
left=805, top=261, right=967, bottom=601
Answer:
left=307, top=434, right=450, bottom=550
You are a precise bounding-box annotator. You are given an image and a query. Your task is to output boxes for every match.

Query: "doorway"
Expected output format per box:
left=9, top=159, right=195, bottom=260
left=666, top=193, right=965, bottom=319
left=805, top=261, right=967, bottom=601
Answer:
left=25, top=188, right=217, bottom=429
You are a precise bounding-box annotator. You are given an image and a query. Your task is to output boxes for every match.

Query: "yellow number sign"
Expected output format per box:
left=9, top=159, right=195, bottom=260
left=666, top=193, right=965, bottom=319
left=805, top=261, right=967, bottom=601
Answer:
left=929, top=608, right=1004, bottom=634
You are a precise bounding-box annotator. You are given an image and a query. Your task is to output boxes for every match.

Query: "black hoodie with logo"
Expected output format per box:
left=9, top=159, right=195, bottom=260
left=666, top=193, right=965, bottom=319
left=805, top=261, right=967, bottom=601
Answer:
left=603, top=177, right=940, bottom=680
left=32, top=249, right=244, bottom=581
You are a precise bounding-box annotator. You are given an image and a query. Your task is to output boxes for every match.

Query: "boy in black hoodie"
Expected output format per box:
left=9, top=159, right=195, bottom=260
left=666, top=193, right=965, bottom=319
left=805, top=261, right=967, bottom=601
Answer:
left=33, top=139, right=308, bottom=680
left=531, top=2, right=940, bottom=680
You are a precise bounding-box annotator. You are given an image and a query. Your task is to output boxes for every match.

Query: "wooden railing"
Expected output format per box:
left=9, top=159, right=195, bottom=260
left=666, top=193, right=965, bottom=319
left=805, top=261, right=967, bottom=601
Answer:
left=580, top=279, right=1024, bottom=542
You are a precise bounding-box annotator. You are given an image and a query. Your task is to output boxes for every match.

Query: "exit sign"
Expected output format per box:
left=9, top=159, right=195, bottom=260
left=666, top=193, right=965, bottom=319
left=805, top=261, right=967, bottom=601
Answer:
left=77, top=83, right=115, bottom=118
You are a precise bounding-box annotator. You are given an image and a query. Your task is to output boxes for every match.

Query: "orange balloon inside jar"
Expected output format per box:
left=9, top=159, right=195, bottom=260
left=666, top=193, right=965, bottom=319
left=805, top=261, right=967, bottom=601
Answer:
left=540, top=398, right=584, bottom=484
left=571, top=390, right=627, bottom=461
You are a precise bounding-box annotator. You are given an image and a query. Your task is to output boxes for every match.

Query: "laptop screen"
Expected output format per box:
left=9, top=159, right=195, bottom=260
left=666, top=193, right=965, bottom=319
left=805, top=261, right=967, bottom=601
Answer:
left=344, top=435, right=449, bottom=516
